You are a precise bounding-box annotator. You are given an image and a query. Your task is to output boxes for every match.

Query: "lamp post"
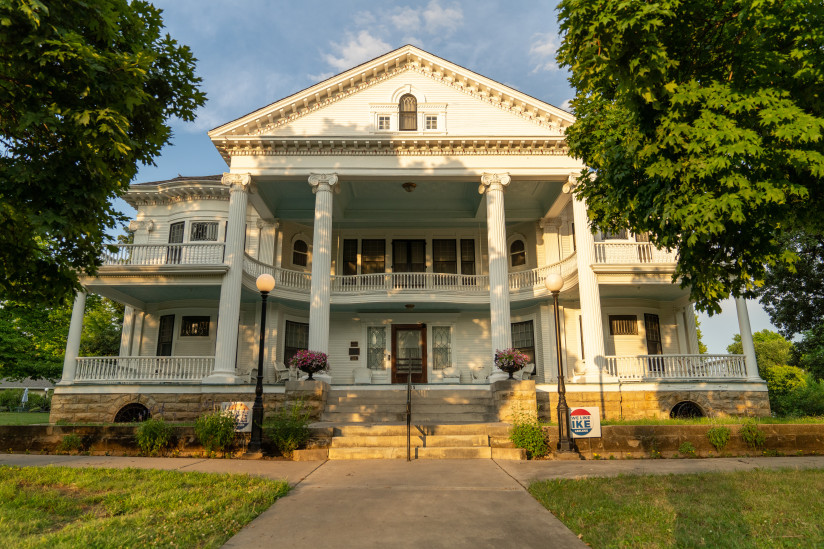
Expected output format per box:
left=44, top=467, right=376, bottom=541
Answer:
left=248, top=273, right=275, bottom=455
left=545, top=273, right=576, bottom=454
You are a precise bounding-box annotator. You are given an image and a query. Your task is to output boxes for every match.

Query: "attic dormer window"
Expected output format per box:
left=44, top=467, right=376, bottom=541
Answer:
left=399, top=94, right=417, bottom=131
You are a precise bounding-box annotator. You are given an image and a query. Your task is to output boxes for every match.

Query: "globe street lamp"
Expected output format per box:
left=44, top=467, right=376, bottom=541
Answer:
left=248, top=273, right=275, bottom=455
left=545, top=273, right=576, bottom=454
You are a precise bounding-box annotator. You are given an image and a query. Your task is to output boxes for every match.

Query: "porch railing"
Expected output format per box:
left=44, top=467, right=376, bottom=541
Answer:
left=244, top=255, right=312, bottom=291
left=604, top=354, right=747, bottom=380
left=509, top=253, right=577, bottom=291
left=594, top=242, right=677, bottom=264
left=102, top=243, right=226, bottom=266
left=75, top=356, right=215, bottom=382
left=331, top=272, right=489, bottom=293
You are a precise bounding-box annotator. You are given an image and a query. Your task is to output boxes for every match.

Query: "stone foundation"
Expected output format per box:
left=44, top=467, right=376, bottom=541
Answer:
left=537, top=388, right=771, bottom=422
left=492, top=379, right=538, bottom=422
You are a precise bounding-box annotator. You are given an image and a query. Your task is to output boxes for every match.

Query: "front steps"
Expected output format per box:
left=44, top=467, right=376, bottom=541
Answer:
left=293, top=386, right=527, bottom=460
left=304, top=422, right=525, bottom=460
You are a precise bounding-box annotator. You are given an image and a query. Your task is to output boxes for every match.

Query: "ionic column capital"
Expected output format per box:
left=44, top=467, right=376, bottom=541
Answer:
left=539, top=218, right=562, bottom=230
left=562, top=171, right=581, bottom=194
left=478, top=172, right=511, bottom=194
left=308, top=173, right=340, bottom=194
left=222, top=172, right=252, bottom=190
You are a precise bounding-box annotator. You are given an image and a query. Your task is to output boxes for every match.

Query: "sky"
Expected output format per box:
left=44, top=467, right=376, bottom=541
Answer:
left=123, top=0, right=778, bottom=353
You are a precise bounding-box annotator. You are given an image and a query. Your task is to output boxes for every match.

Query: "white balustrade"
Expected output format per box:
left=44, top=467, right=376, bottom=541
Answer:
left=102, top=244, right=226, bottom=266
left=244, top=255, right=312, bottom=291
left=74, top=356, right=215, bottom=382
left=604, top=354, right=747, bottom=380
left=593, top=242, right=678, bottom=264
left=509, top=253, right=578, bottom=290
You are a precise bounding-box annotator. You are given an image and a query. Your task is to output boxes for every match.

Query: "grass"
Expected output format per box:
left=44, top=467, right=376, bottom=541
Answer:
left=0, top=466, right=289, bottom=548
left=0, top=412, right=50, bottom=425
left=530, top=469, right=824, bottom=548
left=601, top=416, right=824, bottom=426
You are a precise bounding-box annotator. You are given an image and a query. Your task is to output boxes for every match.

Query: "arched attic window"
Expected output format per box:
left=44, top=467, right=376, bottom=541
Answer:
left=293, top=239, right=308, bottom=267
left=510, top=240, right=526, bottom=267
left=399, top=94, right=417, bottom=131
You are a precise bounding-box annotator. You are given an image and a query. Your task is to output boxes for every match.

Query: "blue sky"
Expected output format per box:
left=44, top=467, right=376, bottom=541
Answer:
left=124, top=0, right=778, bottom=352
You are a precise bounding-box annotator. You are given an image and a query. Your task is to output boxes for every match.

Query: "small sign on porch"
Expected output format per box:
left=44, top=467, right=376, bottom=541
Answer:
left=221, top=401, right=253, bottom=433
left=569, top=407, right=602, bottom=438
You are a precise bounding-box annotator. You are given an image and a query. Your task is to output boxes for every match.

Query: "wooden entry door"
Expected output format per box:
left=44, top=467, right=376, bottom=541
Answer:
left=392, top=324, right=427, bottom=383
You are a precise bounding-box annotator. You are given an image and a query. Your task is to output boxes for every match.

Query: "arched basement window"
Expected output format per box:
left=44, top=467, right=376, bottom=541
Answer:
left=114, top=403, right=151, bottom=423
left=670, top=401, right=705, bottom=419
left=399, top=94, right=417, bottom=131
left=293, top=239, right=308, bottom=267
left=510, top=240, right=526, bottom=267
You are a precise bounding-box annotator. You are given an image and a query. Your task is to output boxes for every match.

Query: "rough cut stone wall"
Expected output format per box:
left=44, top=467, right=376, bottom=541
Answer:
left=492, top=379, right=538, bottom=423
left=536, top=389, right=771, bottom=422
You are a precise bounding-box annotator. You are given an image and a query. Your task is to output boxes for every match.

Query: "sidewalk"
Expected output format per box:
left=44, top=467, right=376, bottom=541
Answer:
left=3, top=454, right=823, bottom=549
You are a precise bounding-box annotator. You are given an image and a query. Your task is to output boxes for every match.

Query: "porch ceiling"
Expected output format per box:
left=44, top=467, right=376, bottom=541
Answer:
left=85, top=282, right=222, bottom=308
left=254, top=177, right=562, bottom=227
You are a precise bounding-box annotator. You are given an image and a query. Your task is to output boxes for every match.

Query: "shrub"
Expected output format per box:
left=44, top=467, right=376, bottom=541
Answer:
left=264, top=400, right=312, bottom=457
left=57, top=434, right=83, bottom=454
left=194, top=411, right=237, bottom=455
left=509, top=415, right=548, bottom=459
left=706, top=425, right=731, bottom=452
left=771, top=374, right=824, bottom=417
left=135, top=418, right=175, bottom=456
left=0, top=389, right=23, bottom=410
left=678, top=441, right=697, bottom=457
left=740, top=419, right=766, bottom=449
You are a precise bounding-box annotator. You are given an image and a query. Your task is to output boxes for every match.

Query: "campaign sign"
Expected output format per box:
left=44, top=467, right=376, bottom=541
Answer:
left=220, top=401, right=253, bottom=433
left=569, top=407, right=602, bottom=438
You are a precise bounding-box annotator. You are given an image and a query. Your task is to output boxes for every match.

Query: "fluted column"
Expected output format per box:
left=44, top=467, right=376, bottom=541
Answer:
left=564, top=174, right=609, bottom=381
left=684, top=304, right=701, bottom=354
left=209, top=172, right=251, bottom=384
left=258, top=220, right=276, bottom=265
left=480, top=173, right=512, bottom=381
left=60, top=290, right=87, bottom=384
left=119, top=306, right=135, bottom=356
left=735, top=297, right=762, bottom=380
left=308, top=173, right=339, bottom=354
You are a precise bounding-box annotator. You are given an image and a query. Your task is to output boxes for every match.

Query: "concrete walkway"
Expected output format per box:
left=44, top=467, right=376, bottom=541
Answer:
left=3, top=454, right=824, bottom=549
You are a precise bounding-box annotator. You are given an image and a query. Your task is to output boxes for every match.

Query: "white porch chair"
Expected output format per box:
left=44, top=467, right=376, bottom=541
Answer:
left=515, top=363, right=535, bottom=381
left=274, top=362, right=295, bottom=383
left=440, top=367, right=461, bottom=384
left=353, top=367, right=372, bottom=384
left=471, top=367, right=491, bottom=384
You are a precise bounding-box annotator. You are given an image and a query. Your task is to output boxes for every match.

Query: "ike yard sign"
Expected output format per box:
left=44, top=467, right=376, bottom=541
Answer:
left=569, top=407, right=602, bottom=438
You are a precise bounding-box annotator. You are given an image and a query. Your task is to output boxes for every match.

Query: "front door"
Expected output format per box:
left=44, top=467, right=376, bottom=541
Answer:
left=392, top=324, right=427, bottom=383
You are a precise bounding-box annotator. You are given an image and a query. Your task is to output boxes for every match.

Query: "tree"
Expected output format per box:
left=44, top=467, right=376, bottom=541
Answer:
left=695, top=314, right=707, bottom=354
left=557, top=0, right=824, bottom=314
left=727, top=329, right=793, bottom=378
left=0, top=0, right=206, bottom=304
left=0, top=295, right=124, bottom=381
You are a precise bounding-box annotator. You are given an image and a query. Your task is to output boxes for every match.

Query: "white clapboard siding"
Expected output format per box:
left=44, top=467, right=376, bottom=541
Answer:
left=264, top=72, right=555, bottom=138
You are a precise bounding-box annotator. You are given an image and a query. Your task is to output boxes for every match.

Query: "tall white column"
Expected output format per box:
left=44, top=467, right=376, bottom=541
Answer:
left=308, top=173, right=339, bottom=354
left=119, top=306, right=135, bottom=356
left=60, top=290, right=87, bottom=384
left=480, top=173, right=512, bottom=381
left=735, top=297, right=762, bottom=380
left=132, top=310, right=145, bottom=356
left=565, top=175, right=609, bottom=381
left=209, top=172, right=251, bottom=384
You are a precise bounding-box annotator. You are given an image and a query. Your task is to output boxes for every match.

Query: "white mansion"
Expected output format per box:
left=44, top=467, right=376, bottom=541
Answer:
left=52, top=46, right=768, bottom=424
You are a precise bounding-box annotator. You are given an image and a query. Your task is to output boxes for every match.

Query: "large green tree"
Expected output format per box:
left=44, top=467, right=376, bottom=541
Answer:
left=0, top=295, right=123, bottom=381
left=557, top=0, right=824, bottom=313
left=0, top=0, right=205, bottom=304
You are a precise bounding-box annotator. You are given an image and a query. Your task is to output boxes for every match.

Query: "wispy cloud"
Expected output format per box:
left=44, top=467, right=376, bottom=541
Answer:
left=421, top=1, right=463, bottom=35
left=560, top=98, right=573, bottom=111
left=529, top=32, right=561, bottom=73
left=323, top=30, right=392, bottom=72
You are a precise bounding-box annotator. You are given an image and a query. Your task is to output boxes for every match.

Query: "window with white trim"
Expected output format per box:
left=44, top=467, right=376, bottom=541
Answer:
left=432, top=326, right=452, bottom=371
left=378, top=115, right=390, bottom=130
left=190, top=221, right=219, bottom=242
left=425, top=115, right=438, bottom=130
left=511, top=321, right=535, bottom=363
left=180, top=316, right=210, bottom=337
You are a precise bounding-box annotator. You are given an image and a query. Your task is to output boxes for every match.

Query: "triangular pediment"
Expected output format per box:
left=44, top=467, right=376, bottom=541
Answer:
left=208, top=45, right=573, bottom=143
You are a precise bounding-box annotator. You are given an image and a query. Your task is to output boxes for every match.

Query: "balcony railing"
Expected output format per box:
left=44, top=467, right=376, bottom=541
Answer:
left=509, top=253, right=577, bottom=291
left=245, top=253, right=579, bottom=296
left=604, top=354, right=747, bottom=380
left=594, top=242, right=677, bottom=264
left=102, top=243, right=226, bottom=266
left=75, top=356, right=215, bottom=382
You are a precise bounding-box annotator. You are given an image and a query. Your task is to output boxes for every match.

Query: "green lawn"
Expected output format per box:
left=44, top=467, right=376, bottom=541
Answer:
left=0, top=466, right=289, bottom=548
left=530, top=469, right=824, bottom=548
left=0, top=412, right=50, bottom=425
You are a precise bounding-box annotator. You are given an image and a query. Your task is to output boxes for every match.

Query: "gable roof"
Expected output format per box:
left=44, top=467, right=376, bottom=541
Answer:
left=208, top=45, right=574, bottom=141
